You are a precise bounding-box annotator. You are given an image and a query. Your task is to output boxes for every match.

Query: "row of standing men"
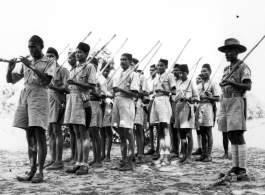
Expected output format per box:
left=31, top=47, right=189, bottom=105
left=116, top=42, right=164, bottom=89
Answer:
left=7, top=35, right=251, bottom=183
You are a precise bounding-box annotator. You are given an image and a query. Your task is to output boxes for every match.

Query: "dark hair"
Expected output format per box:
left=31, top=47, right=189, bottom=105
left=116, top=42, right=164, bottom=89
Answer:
left=174, top=64, right=180, bottom=69
left=101, top=61, right=110, bottom=71
left=150, top=64, right=156, bottom=69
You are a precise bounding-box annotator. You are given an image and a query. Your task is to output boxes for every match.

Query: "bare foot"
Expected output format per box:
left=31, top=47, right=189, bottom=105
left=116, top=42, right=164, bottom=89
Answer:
left=63, top=157, right=74, bottom=162
left=110, top=161, right=125, bottom=170
left=92, top=162, right=103, bottom=168
left=89, top=160, right=96, bottom=166
left=119, top=163, right=133, bottom=171
left=103, top=157, right=111, bottom=162
left=183, top=157, right=192, bottom=164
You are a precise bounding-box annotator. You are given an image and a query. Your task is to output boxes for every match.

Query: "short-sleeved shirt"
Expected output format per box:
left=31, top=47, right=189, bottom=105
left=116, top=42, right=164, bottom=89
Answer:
left=50, top=63, right=70, bottom=90
left=148, top=75, right=156, bottom=99
left=69, top=62, right=96, bottom=94
left=91, top=73, right=107, bottom=97
left=221, top=62, right=251, bottom=94
left=172, top=78, right=181, bottom=101
left=112, top=68, right=139, bottom=98
left=197, top=79, right=219, bottom=102
left=175, top=79, right=199, bottom=100
left=12, top=55, right=55, bottom=85
left=153, top=72, right=176, bottom=96
left=139, top=74, right=149, bottom=93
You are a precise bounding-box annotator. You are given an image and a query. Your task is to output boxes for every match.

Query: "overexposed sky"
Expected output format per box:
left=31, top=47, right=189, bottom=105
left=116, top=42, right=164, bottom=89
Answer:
left=0, top=0, right=265, bottom=99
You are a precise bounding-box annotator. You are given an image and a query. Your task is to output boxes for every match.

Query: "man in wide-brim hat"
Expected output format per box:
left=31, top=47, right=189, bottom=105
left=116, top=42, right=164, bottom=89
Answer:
left=218, top=38, right=252, bottom=179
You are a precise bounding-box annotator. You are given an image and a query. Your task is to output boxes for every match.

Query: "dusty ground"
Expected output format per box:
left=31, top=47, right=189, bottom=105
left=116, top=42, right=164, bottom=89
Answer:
left=1, top=118, right=265, bottom=195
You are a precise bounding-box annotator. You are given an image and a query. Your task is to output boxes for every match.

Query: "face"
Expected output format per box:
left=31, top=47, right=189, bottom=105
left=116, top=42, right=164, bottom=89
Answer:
left=196, top=76, right=202, bottom=85
left=150, top=67, right=156, bottom=77
left=173, top=67, right=179, bottom=78
left=46, top=53, right=57, bottom=61
left=225, top=48, right=238, bottom=62
left=120, top=55, right=130, bottom=70
left=102, top=68, right=110, bottom=78
left=75, top=48, right=87, bottom=62
left=157, top=62, right=167, bottom=74
left=68, top=52, right=76, bottom=67
left=28, top=42, right=43, bottom=58
left=201, top=67, right=211, bottom=80
left=179, top=71, right=188, bottom=81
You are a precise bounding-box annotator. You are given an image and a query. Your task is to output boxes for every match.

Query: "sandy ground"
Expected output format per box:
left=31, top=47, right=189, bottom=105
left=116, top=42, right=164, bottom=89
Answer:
left=0, top=118, right=265, bottom=195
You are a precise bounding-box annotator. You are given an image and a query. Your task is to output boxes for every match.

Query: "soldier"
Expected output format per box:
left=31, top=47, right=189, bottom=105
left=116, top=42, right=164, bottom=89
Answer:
left=132, top=58, right=150, bottom=163
left=45, top=47, right=70, bottom=170
left=111, top=53, right=139, bottom=171
left=64, top=42, right=96, bottom=175
left=89, top=57, right=107, bottom=168
left=63, top=49, right=78, bottom=164
left=145, top=64, right=160, bottom=160
left=218, top=38, right=251, bottom=178
left=101, top=61, right=114, bottom=162
left=150, top=59, right=176, bottom=166
left=174, top=64, right=199, bottom=164
left=6, top=35, right=55, bottom=183
left=192, top=74, right=203, bottom=156
left=195, top=64, right=219, bottom=162
left=170, top=64, right=181, bottom=158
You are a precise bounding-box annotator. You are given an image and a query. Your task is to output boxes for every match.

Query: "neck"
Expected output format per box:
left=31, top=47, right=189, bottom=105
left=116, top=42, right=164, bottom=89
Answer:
left=122, top=66, right=129, bottom=72
left=203, top=77, right=210, bottom=82
left=33, top=53, right=44, bottom=61
left=230, top=58, right=239, bottom=66
left=78, top=59, right=86, bottom=64
left=182, top=77, right=188, bottom=82
left=160, top=70, right=165, bottom=75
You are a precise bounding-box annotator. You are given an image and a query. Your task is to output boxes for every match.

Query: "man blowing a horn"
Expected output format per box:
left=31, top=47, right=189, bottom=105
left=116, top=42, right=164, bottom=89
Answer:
left=6, top=35, right=55, bottom=183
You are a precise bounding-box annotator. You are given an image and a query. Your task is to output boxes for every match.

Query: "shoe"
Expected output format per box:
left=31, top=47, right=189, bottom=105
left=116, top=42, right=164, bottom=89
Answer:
left=144, top=149, right=155, bottom=155
left=170, top=153, right=179, bottom=159
left=119, top=163, right=133, bottom=171
left=63, top=157, right=73, bottom=162
left=44, top=160, right=55, bottom=169
left=192, top=148, right=202, bottom=155
left=16, top=172, right=35, bottom=182
left=161, top=155, right=171, bottom=166
left=65, top=165, right=81, bottom=173
left=136, top=155, right=144, bottom=164
left=237, top=168, right=246, bottom=176
left=152, top=152, right=160, bottom=160
left=195, top=155, right=205, bottom=162
left=76, top=165, right=89, bottom=175
left=227, top=167, right=239, bottom=175
left=46, top=162, right=64, bottom=170
left=31, top=173, right=44, bottom=183
left=203, top=156, right=212, bottom=163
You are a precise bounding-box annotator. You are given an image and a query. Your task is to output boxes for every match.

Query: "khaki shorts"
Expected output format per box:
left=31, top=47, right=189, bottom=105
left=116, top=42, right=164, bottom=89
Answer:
left=48, top=91, right=65, bottom=124
left=64, top=93, right=86, bottom=126
left=218, top=97, right=246, bottom=132
left=111, top=97, right=135, bottom=129
left=102, top=103, right=112, bottom=127
left=89, top=101, right=103, bottom=128
left=174, top=101, right=195, bottom=129
left=195, top=103, right=214, bottom=127
left=134, top=99, right=144, bottom=125
left=13, top=85, right=49, bottom=130
left=150, top=96, right=172, bottom=124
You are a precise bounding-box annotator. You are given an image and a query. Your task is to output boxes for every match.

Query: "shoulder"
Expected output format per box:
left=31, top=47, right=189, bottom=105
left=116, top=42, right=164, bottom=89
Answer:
left=223, top=65, right=229, bottom=72
left=61, top=67, right=70, bottom=74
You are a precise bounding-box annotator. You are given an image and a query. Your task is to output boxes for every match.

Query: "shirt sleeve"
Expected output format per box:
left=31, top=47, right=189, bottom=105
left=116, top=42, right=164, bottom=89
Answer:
left=191, top=82, right=199, bottom=100
left=129, top=72, right=140, bottom=92
left=86, top=64, right=96, bottom=84
left=211, top=82, right=220, bottom=97
left=44, top=58, right=56, bottom=78
left=241, top=64, right=251, bottom=82
left=168, top=73, right=176, bottom=90
left=98, top=76, right=107, bottom=96
left=11, top=63, right=24, bottom=84
left=61, top=68, right=70, bottom=88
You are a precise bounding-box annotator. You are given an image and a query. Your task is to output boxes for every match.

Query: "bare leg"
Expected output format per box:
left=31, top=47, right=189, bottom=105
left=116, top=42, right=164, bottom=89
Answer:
left=52, top=123, right=63, bottom=163
left=91, top=127, right=102, bottom=167
left=48, top=124, right=56, bottom=162
left=105, top=126, right=113, bottom=161
left=26, top=128, right=38, bottom=174
left=100, top=127, right=106, bottom=161
left=119, top=128, right=134, bottom=171
left=73, top=125, right=83, bottom=163
left=183, top=128, right=193, bottom=164
left=79, top=125, right=90, bottom=164
left=35, top=127, right=47, bottom=175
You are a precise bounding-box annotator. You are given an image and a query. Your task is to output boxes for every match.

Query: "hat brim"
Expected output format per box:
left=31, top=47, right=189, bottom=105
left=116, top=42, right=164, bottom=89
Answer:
left=218, top=44, right=247, bottom=53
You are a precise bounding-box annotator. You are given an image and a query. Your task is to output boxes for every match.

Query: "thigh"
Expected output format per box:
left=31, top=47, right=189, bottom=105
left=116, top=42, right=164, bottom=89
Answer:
left=13, top=89, right=29, bottom=129
left=185, top=128, right=192, bottom=138
left=179, top=128, right=187, bottom=139
left=227, top=131, right=237, bottom=144
left=218, top=100, right=227, bottom=132
left=111, top=98, right=120, bottom=128
left=227, top=97, right=246, bottom=131
left=234, top=130, right=245, bottom=144
left=119, top=98, right=135, bottom=129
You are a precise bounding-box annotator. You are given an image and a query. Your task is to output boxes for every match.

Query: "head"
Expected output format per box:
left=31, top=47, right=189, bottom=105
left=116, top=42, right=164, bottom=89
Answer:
left=201, top=63, right=212, bottom=80
left=120, top=53, right=132, bottom=70
left=101, top=61, right=111, bottom=78
left=173, top=64, right=180, bottom=78
left=68, top=52, right=76, bottom=67
left=46, top=47, right=59, bottom=61
left=150, top=64, right=156, bottom=77
left=157, top=59, right=168, bottom=74
left=75, top=42, right=90, bottom=62
left=179, top=64, right=189, bottom=81
left=28, top=35, right=44, bottom=59
left=196, top=74, right=203, bottom=85
left=225, top=47, right=239, bottom=62
left=131, top=58, right=139, bottom=70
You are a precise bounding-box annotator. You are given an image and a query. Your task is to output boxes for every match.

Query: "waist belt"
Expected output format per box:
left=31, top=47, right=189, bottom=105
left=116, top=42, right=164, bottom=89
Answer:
left=223, top=92, right=242, bottom=98
left=154, top=94, right=169, bottom=98
left=90, top=97, right=101, bottom=101
left=24, top=83, right=45, bottom=88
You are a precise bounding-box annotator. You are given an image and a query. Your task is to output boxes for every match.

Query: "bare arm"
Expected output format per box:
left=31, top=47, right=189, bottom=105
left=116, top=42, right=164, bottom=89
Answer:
left=220, top=79, right=251, bottom=91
